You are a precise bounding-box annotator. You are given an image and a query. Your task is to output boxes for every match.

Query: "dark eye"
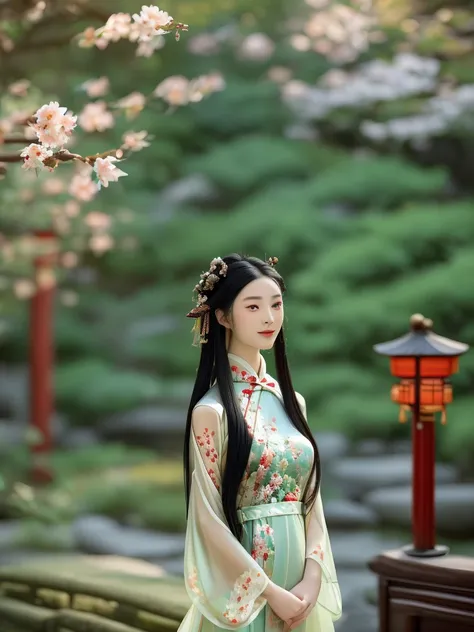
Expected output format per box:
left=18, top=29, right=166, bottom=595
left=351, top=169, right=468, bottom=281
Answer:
left=247, top=302, right=283, bottom=311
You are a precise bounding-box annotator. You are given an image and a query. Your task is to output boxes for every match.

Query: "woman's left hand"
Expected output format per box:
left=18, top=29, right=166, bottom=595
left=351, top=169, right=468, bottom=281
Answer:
left=283, top=560, right=321, bottom=632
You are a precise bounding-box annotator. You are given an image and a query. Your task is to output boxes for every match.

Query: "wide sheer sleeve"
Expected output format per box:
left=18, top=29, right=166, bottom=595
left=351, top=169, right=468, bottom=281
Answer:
left=296, top=393, right=343, bottom=621
left=184, top=403, right=270, bottom=629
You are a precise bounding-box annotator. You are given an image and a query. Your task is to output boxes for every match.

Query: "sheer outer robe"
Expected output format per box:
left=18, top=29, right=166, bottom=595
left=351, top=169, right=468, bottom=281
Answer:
left=181, top=392, right=342, bottom=630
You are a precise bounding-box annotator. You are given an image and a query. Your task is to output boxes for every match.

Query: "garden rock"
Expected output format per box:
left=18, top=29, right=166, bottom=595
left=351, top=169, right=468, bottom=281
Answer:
left=73, top=515, right=185, bottom=561
left=364, top=484, right=474, bottom=536
left=332, top=455, right=457, bottom=500
left=325, top=499, right=378, bottom=529
left=330, top=530, right=404, bottom=569
left=314, top=432, right=350, bottom=465
left=98, top=406, right=186, bottom=451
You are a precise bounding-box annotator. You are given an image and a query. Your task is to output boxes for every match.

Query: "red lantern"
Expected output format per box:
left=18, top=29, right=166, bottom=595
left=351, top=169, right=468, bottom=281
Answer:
left=374, top=314, right=469, bottom=558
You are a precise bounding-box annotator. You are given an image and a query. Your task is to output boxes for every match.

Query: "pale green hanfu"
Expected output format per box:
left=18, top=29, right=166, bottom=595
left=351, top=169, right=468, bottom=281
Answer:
left=178, top=353, right=342, bottom=632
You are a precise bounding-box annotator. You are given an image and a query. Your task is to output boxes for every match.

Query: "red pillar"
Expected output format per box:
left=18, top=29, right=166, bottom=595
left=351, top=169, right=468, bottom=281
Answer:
left=29, top=231, right=56, bottom=484
left=411, top=412, right=435, bottom=551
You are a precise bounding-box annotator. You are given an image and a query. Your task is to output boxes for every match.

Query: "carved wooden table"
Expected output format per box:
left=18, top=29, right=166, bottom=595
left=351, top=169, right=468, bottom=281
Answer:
left=369, top=548, right=474, bottom=631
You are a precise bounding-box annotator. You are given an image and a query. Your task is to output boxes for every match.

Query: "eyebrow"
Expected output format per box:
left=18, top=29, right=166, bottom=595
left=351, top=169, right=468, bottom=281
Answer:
left=243, top=294, right=282, bottom=301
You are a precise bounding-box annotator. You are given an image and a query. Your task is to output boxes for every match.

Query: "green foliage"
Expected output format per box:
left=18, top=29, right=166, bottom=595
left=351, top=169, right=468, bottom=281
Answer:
left=183, top=135, right=311, bottom=192
left=441, top=398, right=474, bottom=472
left=55, top=360, right=163, bottom=421
left=4, top=448, right=186, bottom=532
left=14, top=521, right=75, bottom=551
left=305, top=157, right=448, bottom=209
left=192, top=80, right=288, bottom=136
left=77, top=480, right=186, bottom=532
left=50, top=444, right=157, bottom=477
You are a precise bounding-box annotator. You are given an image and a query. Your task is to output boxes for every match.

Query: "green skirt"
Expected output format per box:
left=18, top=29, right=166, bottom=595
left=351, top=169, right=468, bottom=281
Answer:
left=182, top=501, right=335, bottom=632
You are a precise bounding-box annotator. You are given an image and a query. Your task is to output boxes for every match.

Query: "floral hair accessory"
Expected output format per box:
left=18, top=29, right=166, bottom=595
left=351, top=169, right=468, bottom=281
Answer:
left=186, top=256, right=228, bottom=346
left=267, top=256, right=278, bottom=266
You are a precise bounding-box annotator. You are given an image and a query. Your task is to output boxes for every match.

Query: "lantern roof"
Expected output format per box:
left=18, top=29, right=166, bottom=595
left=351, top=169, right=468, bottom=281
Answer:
left=374, top=314, right=469, bottom=357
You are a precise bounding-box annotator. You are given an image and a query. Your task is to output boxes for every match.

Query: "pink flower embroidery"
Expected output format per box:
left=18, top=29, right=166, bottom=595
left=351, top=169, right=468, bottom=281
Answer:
left=207, top=468, right=220, bottom=491
left=196, top=427, right=218, bottom=463
left=312, top=545, right=324, bottom=561
left=259, top=448, right=275, bottom=469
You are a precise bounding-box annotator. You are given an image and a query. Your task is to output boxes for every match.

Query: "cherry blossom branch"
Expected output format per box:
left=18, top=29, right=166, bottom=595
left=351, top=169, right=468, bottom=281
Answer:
left=0, top=147, right=123, bottom=165
left=45, top=147, right=123, bottom=166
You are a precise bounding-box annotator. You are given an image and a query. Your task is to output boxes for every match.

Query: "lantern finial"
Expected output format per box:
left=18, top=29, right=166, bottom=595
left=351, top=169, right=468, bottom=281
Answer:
left=410, top=313, right=433, bottom=332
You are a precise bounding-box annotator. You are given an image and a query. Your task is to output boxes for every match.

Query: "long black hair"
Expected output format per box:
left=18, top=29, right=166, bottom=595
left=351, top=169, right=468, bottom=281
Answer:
left=183, top=253, right=321, bottom=541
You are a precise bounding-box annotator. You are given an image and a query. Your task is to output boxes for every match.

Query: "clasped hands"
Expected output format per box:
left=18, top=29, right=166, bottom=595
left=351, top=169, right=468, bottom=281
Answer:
left=265, top=561, right=322, bottom=632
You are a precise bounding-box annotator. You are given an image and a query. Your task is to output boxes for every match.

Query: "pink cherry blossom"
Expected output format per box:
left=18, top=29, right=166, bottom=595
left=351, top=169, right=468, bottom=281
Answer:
left=25, top=2, right=46, bottom=22
left=35, top=101, right=67, bottom=125
left=64, top=200, right=81, bottom=217
left=100, top=13, right=132, bottom=41
left=93, top=156, right=127, bottom=188
left=10, top=110, right=33, bottom=125
left=81, top=77, right=110, bottom=98
left=31, top=102, right=77, bottom=148
left=14, top=279, right=36, bottom=300
left=187, top=34, right=220, bottom=56
left=154, top=76, right=190, bottom=106
left=24, top=126, right=37, bottom=141
left=132, top=5, right=173, bottom=41
left=61, top=252, right=79, bottom=268
left=188, top=72, right=225, bottom=102
left=121, top=130, right=151, bottom=151
left=78, top=102, right=115, bottom=132
left=42, top=177, right=65, bottom=195
left=0, top=118, right=13, bottom=140
left=62, top=112, right=78, bottom=135
left=20, top=143, right=53, bottom=170
left=268, top=66, right=293, bottom=83
left=90, top=233, right=114, bottom=254
left=78, top=26, right=109, bottom=49
left=239, top=33, right=275, bottom=61
left=33, top=123, right=70, bottom=148
left=8, top=79, right=31, bottom=97
left=115, top=92, right=146, bottom=118
left=85, top=211, right=112, bottom=230
left=68, top=174, right=98, bottom=202
left=136, top=35, right=165, bottom=57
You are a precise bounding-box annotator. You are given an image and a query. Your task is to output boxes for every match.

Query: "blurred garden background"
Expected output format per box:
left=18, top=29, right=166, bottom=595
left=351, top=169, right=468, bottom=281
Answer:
left=1, top=1, right=474, bottom=631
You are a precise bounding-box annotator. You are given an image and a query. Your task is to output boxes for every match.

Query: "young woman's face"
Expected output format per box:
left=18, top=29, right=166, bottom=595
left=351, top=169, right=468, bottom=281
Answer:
left=219, top=276, right=284, bottom=351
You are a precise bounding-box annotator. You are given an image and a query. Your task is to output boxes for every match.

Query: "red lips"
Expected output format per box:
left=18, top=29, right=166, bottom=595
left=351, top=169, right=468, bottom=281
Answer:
left=258, top=330, right=275, bottom=334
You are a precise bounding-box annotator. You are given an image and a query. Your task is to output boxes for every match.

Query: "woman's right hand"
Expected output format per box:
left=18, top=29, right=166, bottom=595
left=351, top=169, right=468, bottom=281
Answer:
left=264, top=581, right=309, bottom=623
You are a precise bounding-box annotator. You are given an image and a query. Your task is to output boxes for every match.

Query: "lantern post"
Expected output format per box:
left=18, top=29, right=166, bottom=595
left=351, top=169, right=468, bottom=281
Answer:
left=374, top=313, right=469, bottom=558
left=29, top=229, right=58, bottom=484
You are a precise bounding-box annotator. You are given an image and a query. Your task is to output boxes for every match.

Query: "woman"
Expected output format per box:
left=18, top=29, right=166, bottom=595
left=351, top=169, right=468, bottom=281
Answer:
left=179, top=254, right=342, bottom=632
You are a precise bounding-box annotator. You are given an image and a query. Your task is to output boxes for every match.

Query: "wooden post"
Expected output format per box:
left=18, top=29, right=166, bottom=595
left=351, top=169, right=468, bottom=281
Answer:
left=412, top=410, right=436, bottom=551
left=29, top=230, right=56, bottom=484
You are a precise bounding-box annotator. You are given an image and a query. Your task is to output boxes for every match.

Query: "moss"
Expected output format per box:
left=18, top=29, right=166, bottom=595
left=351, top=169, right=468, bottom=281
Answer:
left=54, top=610, right=151, bottom=632
left=0, top=596, right=54, bottom=629
left=0, top=566, right=189, bottom=623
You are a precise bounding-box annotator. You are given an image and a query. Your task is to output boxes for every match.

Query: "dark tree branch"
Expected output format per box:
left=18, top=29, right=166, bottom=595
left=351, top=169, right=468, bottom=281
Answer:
left=0, top=154, right=22, bottom=162
left=1, top=136, right=29, bottom=144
